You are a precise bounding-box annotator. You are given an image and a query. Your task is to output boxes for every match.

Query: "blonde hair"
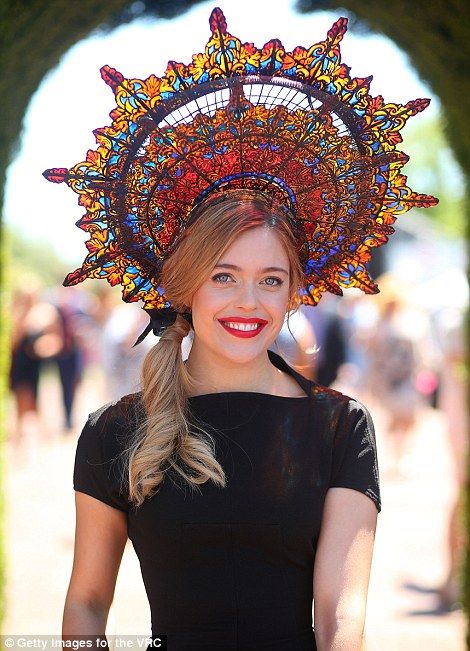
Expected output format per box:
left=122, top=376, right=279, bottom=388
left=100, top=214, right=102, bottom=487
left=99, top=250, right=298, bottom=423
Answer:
left=127, top=190, right=304, bottom=506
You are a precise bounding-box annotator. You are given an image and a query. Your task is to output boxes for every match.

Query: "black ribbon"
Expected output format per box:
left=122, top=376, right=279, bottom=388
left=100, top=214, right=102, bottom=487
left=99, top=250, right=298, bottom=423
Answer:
left=132, top=307, right=193, bottom=347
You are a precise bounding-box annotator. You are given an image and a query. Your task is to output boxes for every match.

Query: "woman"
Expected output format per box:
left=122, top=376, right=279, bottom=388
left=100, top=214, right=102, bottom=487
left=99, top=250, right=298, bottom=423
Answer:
left=65, top=192, right=380, bottom=649
left=10, top=285, right=64, bottom=445
left=44, top=8, right=437, bottom=649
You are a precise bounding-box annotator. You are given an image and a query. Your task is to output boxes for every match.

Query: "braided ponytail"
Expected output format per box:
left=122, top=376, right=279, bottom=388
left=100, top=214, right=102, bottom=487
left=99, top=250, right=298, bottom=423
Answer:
left=127, top=315, right=225, bottom=506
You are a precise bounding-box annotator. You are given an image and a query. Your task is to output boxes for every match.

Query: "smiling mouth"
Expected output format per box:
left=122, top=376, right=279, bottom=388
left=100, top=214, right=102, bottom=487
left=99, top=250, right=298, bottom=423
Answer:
left=218, top=318, right=268, bottom=338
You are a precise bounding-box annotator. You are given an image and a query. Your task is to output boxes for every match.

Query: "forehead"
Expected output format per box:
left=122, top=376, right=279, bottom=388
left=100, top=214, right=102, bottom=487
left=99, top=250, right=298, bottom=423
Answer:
left=217, top=227, right=289, bottom=267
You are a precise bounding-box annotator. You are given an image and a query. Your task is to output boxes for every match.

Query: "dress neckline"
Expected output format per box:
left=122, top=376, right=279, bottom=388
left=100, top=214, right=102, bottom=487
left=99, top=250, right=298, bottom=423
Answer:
left=189, top=391, right=309, bottom=401
left=187, top=350, right=312, bottom=400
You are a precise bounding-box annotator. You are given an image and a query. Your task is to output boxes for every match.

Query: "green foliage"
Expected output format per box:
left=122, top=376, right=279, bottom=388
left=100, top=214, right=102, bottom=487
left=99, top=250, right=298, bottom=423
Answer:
left=402, top=115, right=466, bottom=237
left=5, top=227, right=69, bottom=291
left=0, top=231, right=8, bottom=627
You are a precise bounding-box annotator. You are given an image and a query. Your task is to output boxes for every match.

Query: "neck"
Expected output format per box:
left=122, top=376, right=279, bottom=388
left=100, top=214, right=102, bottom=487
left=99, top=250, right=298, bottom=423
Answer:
left=185, top=340, right=282, bottom=396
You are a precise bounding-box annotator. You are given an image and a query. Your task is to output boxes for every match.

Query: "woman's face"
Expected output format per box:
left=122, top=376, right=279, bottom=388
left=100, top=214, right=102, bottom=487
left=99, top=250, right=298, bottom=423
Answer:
left=190, top=226, right=291, bottom=367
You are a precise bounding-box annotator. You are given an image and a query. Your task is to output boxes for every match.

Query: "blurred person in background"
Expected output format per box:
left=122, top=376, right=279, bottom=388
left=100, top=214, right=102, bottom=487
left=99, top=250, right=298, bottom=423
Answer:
left=364, top=275, right=432, bottom=475
left=301, top=295, right=348, bottom=387
left=101, top=301, right=157, bottom=402
left=273, top=297, right=348, bottom=387
left=52, top=286, right=86, bottom=432
left=93, top=289, right=193, bottom=402
left=9, top=282, right=63, bottom=446
left=272, top=307, right=317, bottom=380
left=434, top=307, right=468, bottom=611
left=329, top=293, right=374, bottom=398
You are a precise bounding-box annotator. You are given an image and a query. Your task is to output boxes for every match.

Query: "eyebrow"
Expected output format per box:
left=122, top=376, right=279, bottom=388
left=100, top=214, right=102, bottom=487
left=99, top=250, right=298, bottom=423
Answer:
left=214, top=263, right=289, bottom=275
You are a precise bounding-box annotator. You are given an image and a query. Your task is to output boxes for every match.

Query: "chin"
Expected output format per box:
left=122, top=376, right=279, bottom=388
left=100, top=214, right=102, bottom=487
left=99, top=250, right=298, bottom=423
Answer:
left=219, top=347, right=267, bottom=366
left=191, top=319, right=282, bottom=367
left=211, top=332, right=276, bottom=366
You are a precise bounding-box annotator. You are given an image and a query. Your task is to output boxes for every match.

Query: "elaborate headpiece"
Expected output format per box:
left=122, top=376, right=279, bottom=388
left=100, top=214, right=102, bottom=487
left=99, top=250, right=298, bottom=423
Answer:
left=44, top=7, right=437, bottom=338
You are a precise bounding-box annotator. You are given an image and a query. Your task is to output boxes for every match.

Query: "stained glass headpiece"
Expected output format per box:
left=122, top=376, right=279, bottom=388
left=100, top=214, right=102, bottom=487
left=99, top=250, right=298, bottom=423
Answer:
left=44, top=7, right=437, bottom=335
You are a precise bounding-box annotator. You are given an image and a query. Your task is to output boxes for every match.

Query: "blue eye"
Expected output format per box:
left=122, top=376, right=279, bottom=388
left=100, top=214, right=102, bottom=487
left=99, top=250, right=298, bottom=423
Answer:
left=211, top=273, right=283, bottom=286
left=263, top=277, right=283, bottom=287
left=212, top=273, right=233, bottom=283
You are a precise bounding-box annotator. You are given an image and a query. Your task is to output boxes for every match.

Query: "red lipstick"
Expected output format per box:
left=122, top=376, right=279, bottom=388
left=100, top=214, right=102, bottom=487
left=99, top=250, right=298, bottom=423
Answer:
left=217, top=316, right=268, bottom=339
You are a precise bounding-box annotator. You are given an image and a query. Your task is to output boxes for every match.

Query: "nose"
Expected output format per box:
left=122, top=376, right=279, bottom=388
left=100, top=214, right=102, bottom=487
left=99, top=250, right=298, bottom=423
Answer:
left=235, top=281, right=258, bottom=311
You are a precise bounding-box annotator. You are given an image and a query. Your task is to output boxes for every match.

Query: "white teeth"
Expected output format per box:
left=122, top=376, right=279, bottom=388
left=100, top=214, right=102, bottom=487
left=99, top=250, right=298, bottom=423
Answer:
left=225, top=322, right=260, bottom=331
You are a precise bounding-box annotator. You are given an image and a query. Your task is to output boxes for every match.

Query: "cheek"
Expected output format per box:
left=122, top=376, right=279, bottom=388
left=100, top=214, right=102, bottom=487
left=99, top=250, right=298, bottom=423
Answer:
left=269, top=286, right=290, bottom=314
left=190, top=285, right=223, bottom=323
left=262, top=298, right=289, bottom=336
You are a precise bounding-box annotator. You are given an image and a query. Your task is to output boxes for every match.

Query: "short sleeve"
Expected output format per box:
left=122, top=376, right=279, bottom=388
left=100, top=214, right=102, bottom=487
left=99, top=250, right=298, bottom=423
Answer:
left=329, top=399, right=381, bottom=513
left=73, top=400, right=132, bottom=512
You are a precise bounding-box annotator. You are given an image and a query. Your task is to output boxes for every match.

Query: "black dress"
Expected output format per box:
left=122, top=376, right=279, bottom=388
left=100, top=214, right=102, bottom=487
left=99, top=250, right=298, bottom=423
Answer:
left=73, top=351, right=381, bottom=650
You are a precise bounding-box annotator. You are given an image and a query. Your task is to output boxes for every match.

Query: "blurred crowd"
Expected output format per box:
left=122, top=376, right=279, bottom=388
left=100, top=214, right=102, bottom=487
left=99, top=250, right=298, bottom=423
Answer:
left=7, top=270, right=468, bottom=613
left=8, top=282, right=152, bottom=441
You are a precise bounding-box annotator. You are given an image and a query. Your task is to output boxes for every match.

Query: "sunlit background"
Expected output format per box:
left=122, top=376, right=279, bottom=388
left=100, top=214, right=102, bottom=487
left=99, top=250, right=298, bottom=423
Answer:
left=5, top=0, right=464, bottom=261
left=4, top=0, right=468, bottom=648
